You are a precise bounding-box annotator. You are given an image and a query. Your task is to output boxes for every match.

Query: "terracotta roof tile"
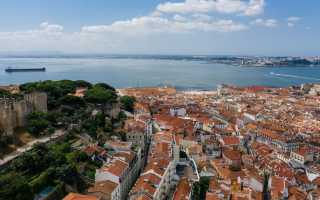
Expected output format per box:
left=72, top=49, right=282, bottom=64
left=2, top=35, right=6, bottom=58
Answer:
left=63, top=193, right=99, bottom=200
left=173, top=178, right=191, bottom=200
left=100, top=159, right=128, bottom=177
left=88, top=180, right=118, bottom=196
left=221, top=136, right=240, bottom=146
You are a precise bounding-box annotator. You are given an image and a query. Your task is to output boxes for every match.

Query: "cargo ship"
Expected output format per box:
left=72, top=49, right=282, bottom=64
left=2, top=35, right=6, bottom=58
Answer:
left=5, top=67, right=46, bottom=73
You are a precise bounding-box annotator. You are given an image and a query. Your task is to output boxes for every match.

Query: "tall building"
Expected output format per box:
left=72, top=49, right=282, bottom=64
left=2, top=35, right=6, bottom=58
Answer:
left=129, top=131, right=179, bottom=200
left=94, top=142, right=142, bottom=200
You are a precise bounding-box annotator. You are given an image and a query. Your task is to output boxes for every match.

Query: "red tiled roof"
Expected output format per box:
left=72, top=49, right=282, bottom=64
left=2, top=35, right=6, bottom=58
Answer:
left=294, top=146, right=312, bottom=157
left=113, top=151, right=135, bottom=163
left=88, top=180, right=118, bottom=196
left=63, top=193, right=99, bottom=200
left=223, top=148, right=241, bottom=161
left=124, top=119, right=145, bottom=133
left=271, top=176, right=286, bottom=197
left=172, top=178, right=191, bottom=200
left=135, top=194, right=152, bottom=200
left=100, top=159, right=128, bottom=177
left=131, top=173, right=161, bottom=197
left=288, top=186, right=307, bottom=200
left=312, top=177, right=320, bottom=186
left=221, top=136, right=240, bottom=146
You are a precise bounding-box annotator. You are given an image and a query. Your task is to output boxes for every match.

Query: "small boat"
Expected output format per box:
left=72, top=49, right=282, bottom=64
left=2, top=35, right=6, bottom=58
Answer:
left=5, top=67, right=46, bottom=73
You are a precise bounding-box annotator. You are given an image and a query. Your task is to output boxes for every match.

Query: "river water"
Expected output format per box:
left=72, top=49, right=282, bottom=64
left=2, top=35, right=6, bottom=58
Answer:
left=0, top=57, right=319, bottom=90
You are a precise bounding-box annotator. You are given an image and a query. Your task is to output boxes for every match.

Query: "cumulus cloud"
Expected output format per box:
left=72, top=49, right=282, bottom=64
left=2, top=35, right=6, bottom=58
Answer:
left=40, top=22, right=64, bottom=32
left=81, top=0, right=254, bottom=35
left=81, top=16, right=247, bottom=34
left=251, top=18, right=278, bottom=28
left=157, top=0, right=265, bottom=16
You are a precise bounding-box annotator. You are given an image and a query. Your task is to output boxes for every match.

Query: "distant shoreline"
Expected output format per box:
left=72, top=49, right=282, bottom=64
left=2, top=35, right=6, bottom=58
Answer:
left=1, top=55, right=319, bottom=68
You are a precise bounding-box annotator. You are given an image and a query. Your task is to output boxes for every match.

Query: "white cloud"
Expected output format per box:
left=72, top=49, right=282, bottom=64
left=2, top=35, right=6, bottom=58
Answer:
left=0, top=22, right=64, bottom=40
left=251, top=18, right=278, bottom=28
left=81, top=16, right=247, bottom=34
left=244, top=0, right=265, bottom=16
left=0, top=23, right=75, bottom=52
left=173, top=14, right=187, bottom=21
left=0, top=1, right=272, bottom=53
left=287, top=16, right=301, bottom=22
left=0, top=16, right=248, bottom=53
left=157, top=0, right=265, bottom=16
left=81, top=1, right=254, bottom=35
left=287, top=16, right=301, bottom=28
left=192, top=14, right=212, bottom=21
left=40, top=22, right=64, bottom=32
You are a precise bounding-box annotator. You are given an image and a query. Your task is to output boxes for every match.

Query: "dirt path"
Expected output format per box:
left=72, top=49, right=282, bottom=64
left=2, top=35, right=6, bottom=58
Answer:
left=0, top=130, right=65, bottom=166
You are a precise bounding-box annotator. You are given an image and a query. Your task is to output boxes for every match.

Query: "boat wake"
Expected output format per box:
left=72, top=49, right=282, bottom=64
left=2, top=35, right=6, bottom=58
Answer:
left=269, top=72, right=320, bottom=81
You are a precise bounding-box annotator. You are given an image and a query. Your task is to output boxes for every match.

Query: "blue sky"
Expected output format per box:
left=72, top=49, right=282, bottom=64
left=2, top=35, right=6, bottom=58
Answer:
left=0, top=0, right=319, bottom=56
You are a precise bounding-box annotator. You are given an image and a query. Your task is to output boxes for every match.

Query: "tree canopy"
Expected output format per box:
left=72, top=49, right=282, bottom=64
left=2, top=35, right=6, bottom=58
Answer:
left=84, top=85, right=117, bottom=104
left=59, top=95, right=86, bottom=108
left=26, top=112, right=50, bottom=136
left=94, top=83, right=115, bottom=91
left=20, top=80, right=92, bottom=109
left=120, top=96, right=136, bottom=112
left=0, top=140, right=95, bottom=199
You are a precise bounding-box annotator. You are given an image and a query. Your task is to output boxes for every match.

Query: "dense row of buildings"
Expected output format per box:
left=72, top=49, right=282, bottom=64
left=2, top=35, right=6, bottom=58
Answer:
left=64, top=83, right=320, bottom=200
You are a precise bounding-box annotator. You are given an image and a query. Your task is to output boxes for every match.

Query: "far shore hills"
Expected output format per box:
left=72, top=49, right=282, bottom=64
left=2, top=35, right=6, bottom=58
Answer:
left=0, top=54, right=319, bottom=67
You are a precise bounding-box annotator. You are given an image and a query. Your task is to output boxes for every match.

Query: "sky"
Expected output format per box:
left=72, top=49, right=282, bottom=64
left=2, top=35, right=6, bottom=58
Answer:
left=0, top=0, right=319, bottom=56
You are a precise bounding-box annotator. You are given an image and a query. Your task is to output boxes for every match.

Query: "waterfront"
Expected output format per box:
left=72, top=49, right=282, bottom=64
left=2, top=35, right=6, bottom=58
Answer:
left=0, top=57, right=320, bottom=90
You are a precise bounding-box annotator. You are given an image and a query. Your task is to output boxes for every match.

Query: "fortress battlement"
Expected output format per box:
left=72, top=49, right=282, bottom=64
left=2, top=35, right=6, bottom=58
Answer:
left=0, top=92, right=47, bottom=138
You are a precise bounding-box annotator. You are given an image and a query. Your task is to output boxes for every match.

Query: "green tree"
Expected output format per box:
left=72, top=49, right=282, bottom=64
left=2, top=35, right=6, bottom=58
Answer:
left=74, top=80, right=92, bottom=88
left=263, top=173, right=270, bottom=200
left=0, top=89, right=10, bottom=97
left=27, top=112, right=49, bottom=136
left=84, top=86, right=117, bottom=104
left=59, top=95, right=86, bottom=108
left=20, top=80, right=79, bottom=109
left=0, top=172, right=33, bottom=200
left=94, top=83, right=115, bottom=91
left=120, top=96, right=136, bottom=112
left=82, top=119, right=99, bottom=139
left=46, top=111, right=64, bottom=126
left=192, top=177, right=210, bottom=200
left=54, top=164, right=78, bottom=184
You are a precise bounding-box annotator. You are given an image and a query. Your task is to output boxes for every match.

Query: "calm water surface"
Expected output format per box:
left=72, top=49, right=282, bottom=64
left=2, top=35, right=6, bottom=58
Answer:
left=0, top=58, right=320, bottom=90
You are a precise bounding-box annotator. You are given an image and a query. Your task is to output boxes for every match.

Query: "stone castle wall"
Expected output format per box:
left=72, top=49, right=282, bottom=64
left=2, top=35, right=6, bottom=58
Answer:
left=0, top=92, right=48, bottom=138
left=0, top=101, right=16, bottom=137
left=24, top=92, right=48, bottom=113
